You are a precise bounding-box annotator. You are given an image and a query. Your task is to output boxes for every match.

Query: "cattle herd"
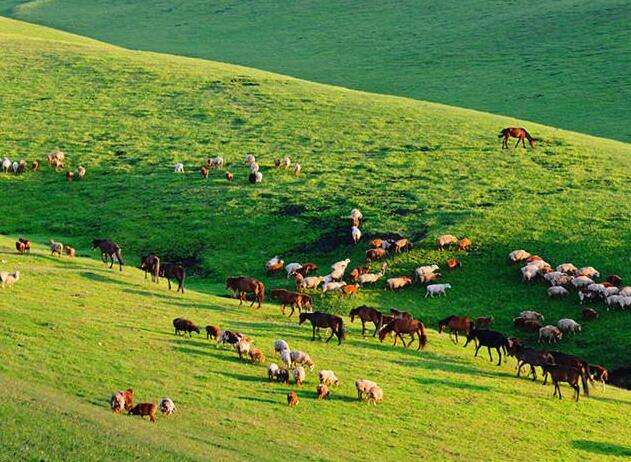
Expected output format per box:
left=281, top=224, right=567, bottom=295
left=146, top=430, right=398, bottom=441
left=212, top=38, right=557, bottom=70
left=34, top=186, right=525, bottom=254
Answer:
left=3, top=145, right=629, bottom=425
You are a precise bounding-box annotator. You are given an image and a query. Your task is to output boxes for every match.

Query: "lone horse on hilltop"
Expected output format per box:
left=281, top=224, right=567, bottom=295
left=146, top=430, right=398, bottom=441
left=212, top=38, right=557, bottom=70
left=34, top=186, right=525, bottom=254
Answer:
left=499, top=127, right=535, bottom=149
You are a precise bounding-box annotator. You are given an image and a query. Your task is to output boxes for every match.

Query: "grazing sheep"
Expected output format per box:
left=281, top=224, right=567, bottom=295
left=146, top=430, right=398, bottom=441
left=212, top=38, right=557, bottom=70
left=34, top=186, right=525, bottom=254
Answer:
left=539, top=325, right=562, bottom=343
left=446, top=258, right=461, bottom=270
left=15, top=159, right=26, bottom=174
left=235, top=338, right=252, bottom=359
left=349, top=208, right=363, bottom=227
left=425, top=283, right=451, bottom=297
left=65, top=246, right=76, bottom=258
left=226, top=171, right=234, bottom=181
left=603, top=286, right=620, bottom=297
left=249, top=347, right=266, bottom=364
left=298, top=275, right=325, bottom=290
left=268, top=363, right=280, bottom=381
left=436, top=234, right=458, bottom=250
left=572, top=276, right=594, bottom=288
left=508, top=250, right=531, bottom=264
left=293, top=163, right=301, bottom=175
left=351, top=226, right=362, bottom=244
left=110, top=392, right=126, bottom=413
left=618, top=287, right=631, bottom=297
left=577, top=267, right=600, bottom=279
left=365, top=248, right=387, bottom=262
left=128, top=403, right=157, bottom=423
left=340, top=284, right=359, bottom=296
left=276, top=369, right=290, bottom=384
left=206, top=325, right=221, bottom=341
left=606, top=274, right=623, bottom=287
left=249, top=162, right=260, bottom=173
left=207, top=156, right=224, bottom=169
left=173, top=318, right=200, bottom=336
left=556, top=263, right=578, bottom=275
left=2, top=157, right=11, bottom=173
left=415, top=265, right=439, bottom=280
left=606, top=294, right=623, bottom=309
left=244, top=154, right=255, bottom=165
left=387, top=276, right=412, bottom=291
left=316, top=383, right=330, bottom=399
left=265, top=256, right=285, bottom=273
left=418, top=272, right=441, bottom=284
left=285, top=262, right=303, bottom=278
left=248, top=171, right=262, bottom=183
left=457, top=238, right=471, bottom=251
left=293, top=366, right=306, bottom=386
left=393, top=238, right=411, bottom=253
left=274, top=339, right=289, bottom=354
left=366, top=386, right=383, bottom=404
left=548, top=286, right=569, bottom=298
left=47, top=150, right=65, bottom=166
left=318, top=370, right=339, bottom=386
left=322, top=281, right=346, bottom=294
left=282, top=157, right=291, bottom=169
left=174, top=163, right=184, bottom=173
left=287, top=391, right=298, bottom=407
left=519, top=310, right=544, bottom=321
left=331, top=258, right=351, bottom=274
left=159, top=398, right=176, bottom=415
left=66, top=171, right=74, bottom=182
left=280, top=349, right=292, bottom=368
left=10, top=161, right=18, bottom=173
left=355, top=379, right=378, bottom=400
left=200, top=166, right=209, bottom=178
left=513, top=317, right=541, bottom=332
left=581, top=308, right=599, bottom=321
left=290, top=351, right=315, bottom=371
left=49, top=240, right=63, bottom=256
left=557, top=319, right=581, bottom=334
left=359, top=265, right=387, bottom=286
left=31, top=160, right=40, bottom=171
left=77, top=166, right=86, bottom=179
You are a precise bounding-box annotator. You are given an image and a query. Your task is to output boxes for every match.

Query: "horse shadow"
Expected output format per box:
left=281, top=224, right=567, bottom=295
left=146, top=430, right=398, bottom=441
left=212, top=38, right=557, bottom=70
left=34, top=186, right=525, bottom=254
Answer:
left=80, top=271, right=131, bottom=287
left=415, top=376, right=495, bottom=392
left=571, top=440, right=631, bottom=457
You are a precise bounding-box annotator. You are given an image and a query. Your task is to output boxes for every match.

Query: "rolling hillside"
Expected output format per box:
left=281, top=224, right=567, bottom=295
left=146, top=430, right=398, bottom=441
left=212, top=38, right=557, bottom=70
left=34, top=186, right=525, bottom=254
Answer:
left=0, top=16, right=630, bottom=460
left=2, top=0, right=630, bottom=141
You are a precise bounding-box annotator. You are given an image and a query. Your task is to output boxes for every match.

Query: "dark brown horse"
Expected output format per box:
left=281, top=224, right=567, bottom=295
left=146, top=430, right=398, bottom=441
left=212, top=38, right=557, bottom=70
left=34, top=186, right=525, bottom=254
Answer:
left=378, top=318, right=427, bottom=350
left=464, top=329, right=510, bottom=366
left=349, top=305, right=385, bottom=337
left=438, top=315, right=473, bottom=344
left=542, top=351, right=590, bottom=396
left=509, top=343, right=554, bottom=381
left=226, top=276, right=264, bottom=308
left=140, top=254, right=160, bottom=283
left=299, top=312, right=345, bottom=345
left=271, top=289, right=312, bottom=317
left=540, top=363, right=588, bottom=401
left=159, top=262, right=186, bottom=293
left=499, top=127, right=535, bottom=149
left=91, top=239, right=124, bottom=271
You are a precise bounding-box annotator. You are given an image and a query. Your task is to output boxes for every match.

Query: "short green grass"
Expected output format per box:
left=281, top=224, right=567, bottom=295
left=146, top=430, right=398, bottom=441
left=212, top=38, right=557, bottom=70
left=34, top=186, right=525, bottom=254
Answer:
left=2, top=0, right=630, bottom=141
left=0, top=17, right=630, bottom=460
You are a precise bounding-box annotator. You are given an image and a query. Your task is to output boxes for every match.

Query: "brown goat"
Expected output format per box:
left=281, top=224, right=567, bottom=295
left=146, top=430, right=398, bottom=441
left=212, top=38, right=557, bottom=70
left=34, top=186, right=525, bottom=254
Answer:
left=226, top=171, right=233, bottom=182
left=365, top=248, right=387, bottom=262
left=457, top=238, right=471, bottom=251
left=129, top=403, right=157, bottom=423
left=31, top=160, right=40, bottom=171
left=200, top=166, right=209, bottom=178
left=64, top=246, right=76, bottom=257
left=206, top=324, right=221, bottom=341
left=340, top=284, right=359, bottom=296
left=317, top=384, right=330, bottom=400
left=393, top=238, right=411, bottom=253
left=446, top=258, right=461, bottom=269
left=287, top=391, right=298, bottom=407
left=349, top=266, right=370, bottom=282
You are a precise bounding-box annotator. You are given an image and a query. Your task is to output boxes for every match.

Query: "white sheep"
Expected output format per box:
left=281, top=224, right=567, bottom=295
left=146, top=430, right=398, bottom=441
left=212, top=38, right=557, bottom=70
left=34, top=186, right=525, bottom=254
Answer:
left=619, top=287, right=631, bottom=297
left=267, top=363, right=280, bottom=381
left=508, top=250, right=531, bottom=263
left=299, top=276, right=325, bottom=290
left=606, top=294, right=622, bottom=308
left=253, top=171, right=263, bottom=183
left=572, top=276, right=594, bottom=288
left=249, top=162, right=260, bottom=173
left=387, top=277, right=412, bottom=291
left=244, top=154, right=255, bottom=165
left=586, top=283, right=607, bottom=295
left=520, top=310, right=544, bottom=321
left=349, top=208, right=362, bottom=223
left=322, top=281, right=346, bottom=294
left=538, top=325, right=562, bottom=343
left=415, top=265, right=439, bottom=279
left=208, top=156, right=224, bottom=169
left=280, top=349, right=292, bottom=368
left=525, top=260, right=550, bottom=270
left=282, top=157, right=291, bottom=169
left=290, top=351, right=314, bottom=371
left=359, top=267, right=386, bottom=285
left=425, top=283, right=451, bottom=297
left=285, top=263, right=303, bottom=278
left=174, top=163, right=184, bottom=173
left=318, top=370, right=339, bottom=386
left=293, top=163, right=301, bottom=175
left=366, top=386, right=383, bottom=405
left=557, top=319, right=581, bottom=334
left=159, top=398, right=176, bottom=415
left=292, top=366, right=306, bottom=386
left=351, top=226, right=361, bottom=244
left=543, top=271, right=564, bottom=285
left=355, top=379, right=378, bottom=400
left=556, top=263, right=578, bottom=274
left=1, top=157, right=11, bottom=173
left=235, top=338, right=251, bottom=359
left=274, top=339, right=289, bottom=354
left=547, top=286, right=569, bottom=298
left=522, top=269, right=538, bottom=282
left=577, top=267, right=600, bottom=279
left=11, top=161, right=18, bottom=173
left=0, top=271, right=20, bottom=288
left=331, top=258, right=351, bottom=273
left=603, top=286, right=619, bottom=297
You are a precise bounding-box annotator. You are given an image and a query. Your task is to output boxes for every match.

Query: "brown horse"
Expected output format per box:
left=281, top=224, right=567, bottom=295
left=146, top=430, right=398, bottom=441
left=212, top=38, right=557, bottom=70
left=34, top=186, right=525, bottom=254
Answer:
left=159, top=262, right=186, bottom=293
left=540, top=363, right=587, bottom=401
left=379, top=318, right=427, bottom=350
left=140, top=254, right=160, bottom=283
left=226, top=276, right=264, bottom=308
left=438, top=315, right=473, bottom=344
left=91, top=239, right=124, bottom=271
left=271, top=289, right=311, bottom=317
left=499, top=127, right=535, bottom=149
left=349, top=305, right=385, bottom=337
left=299, top=312, right=345, bottom=345
left=542, top=351, right=590, bottom=396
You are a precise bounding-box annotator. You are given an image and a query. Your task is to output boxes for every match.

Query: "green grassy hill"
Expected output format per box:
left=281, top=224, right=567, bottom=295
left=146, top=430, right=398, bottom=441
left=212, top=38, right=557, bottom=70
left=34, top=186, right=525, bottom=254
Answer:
left=0, top=16, right=630, bottom=460
left=2, top=0, right=630, bottom=141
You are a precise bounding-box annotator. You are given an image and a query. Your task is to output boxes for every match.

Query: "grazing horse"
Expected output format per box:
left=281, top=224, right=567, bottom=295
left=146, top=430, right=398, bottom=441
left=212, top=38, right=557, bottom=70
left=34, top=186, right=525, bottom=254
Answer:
left=226, top=276, right=264, bottom=308
left=438, top=315, right=473, bottom=344
left=271, top=289, right=312, bottom=317
left=464, top=329, right=510, bottom=366
left=540, top=363, right=587, bottom=401
left=159, top=262, right=186, bottom=293
left=298, top=312, right=345, bottom=345
left=509, top=343, right=554, bottom=381
left=349, top=305, right=385, bottom=337
left=499, top=127, right=535, bottom=149
left=140, top=254, right=160, bottom=283
left=588, top=365, right=608, bottom=391
left=91, top=239, right=124, bottom=271
left=542, top=351, right=590, bottom=396
left=378, top=318, right=427, bottom=350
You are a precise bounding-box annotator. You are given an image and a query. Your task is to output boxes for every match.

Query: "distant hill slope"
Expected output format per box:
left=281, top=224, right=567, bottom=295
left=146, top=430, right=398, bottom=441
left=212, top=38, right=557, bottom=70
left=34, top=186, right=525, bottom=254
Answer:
left=2, top=0, right=630, bottom=141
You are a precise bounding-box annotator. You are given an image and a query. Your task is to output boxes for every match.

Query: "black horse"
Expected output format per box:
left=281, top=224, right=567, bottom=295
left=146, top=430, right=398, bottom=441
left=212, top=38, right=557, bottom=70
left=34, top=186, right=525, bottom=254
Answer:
left=464, top=329, right=511, bottom=366
left=299, top=312, right=345, bottom=345
left=91, top=239, right=124, bottom=271
left=159, top=262, right=186, bottom=293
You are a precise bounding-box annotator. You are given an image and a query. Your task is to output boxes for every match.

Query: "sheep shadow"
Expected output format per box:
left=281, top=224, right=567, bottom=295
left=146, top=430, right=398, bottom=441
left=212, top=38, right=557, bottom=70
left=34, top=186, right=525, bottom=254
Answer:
left=571, top=440, right=631, bottom=457
left=415, top=376, right=495, bottom=392
left=222, top=372, right=266, bottom=383
left=238, top=396, right=279, bottom=405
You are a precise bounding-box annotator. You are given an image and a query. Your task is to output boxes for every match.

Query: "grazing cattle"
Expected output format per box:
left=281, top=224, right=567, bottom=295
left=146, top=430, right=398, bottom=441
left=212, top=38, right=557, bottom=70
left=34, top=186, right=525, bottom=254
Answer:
left=436, top=234, right=458, bottom=250
left=299, top=312, right=345, bottom=345
left=464, top=329, right=511, bottom=366
left=378, top=318, right=427, bottom=350
left=474, top=316, right=493, bottom=329
left=446, top=258, right=461, bottom=270
left=581, top=308, right=599, bottom=321
left=159, top=262, right=186, bottom=293
left=140, top=254, right=160, bottom=283
left=498, top=127, right=535, bottom=149
left=540, top=364, right=586, bottom=401
left=129, top=403, right=157, bottom=423
left=226, top=277, right=264, bottom=308
left=91, top=239, right=124, bottom=271
left=271, top=289, right=312, bottom=317
left=438, top=316, right=473, bottom=344
left=365, top=248, right=387, bottom=262
left=205, top=325, right=221, bottom=341
left=173, top=318, right=200, bottom=336
left=287, top=391, right=298, bottom=407
left=349, top=305, right=386, bottom=337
